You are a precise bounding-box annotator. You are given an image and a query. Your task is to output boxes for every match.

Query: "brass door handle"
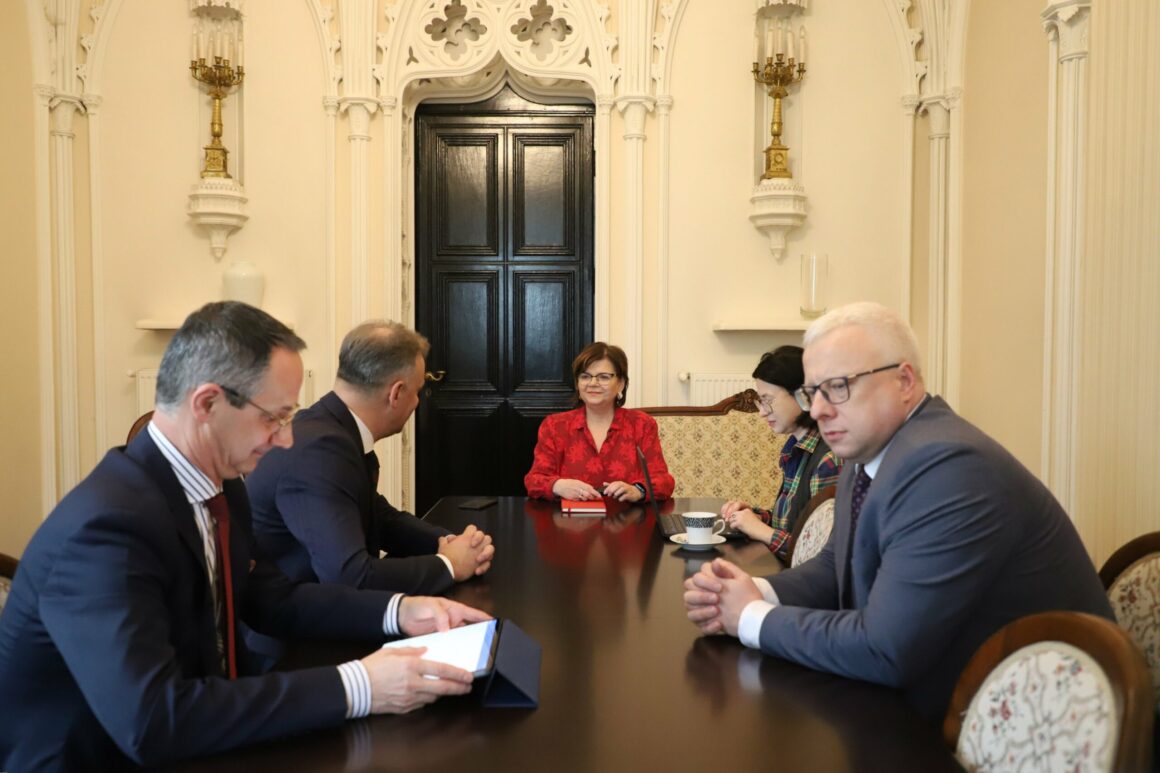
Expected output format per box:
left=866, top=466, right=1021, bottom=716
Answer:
left=425, top=370, right=446, bottom=382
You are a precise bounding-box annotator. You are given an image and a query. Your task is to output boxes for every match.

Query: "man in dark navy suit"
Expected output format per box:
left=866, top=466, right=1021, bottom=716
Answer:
left=248, top=320, right=494, bottom=595
left=683, top=302, right=1113, bottom=721
left=0, top=302, right=489, bottom=771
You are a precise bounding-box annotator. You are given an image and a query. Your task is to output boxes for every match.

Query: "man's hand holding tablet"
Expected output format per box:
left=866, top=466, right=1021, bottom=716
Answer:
left=359, top=597, right=494, bottom=714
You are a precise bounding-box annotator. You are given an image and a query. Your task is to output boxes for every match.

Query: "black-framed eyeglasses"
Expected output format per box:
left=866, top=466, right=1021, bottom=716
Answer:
left=218, top=384, right=298, bottom=430
left=578, top=372, right=617, bottom=385
left=755, top=393, right=781, bottom=413
left=793, top=364, right=901, bottom=410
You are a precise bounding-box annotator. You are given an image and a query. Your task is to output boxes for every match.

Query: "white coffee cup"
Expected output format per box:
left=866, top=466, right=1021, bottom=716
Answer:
left=682, top=511, right=726, bottom=544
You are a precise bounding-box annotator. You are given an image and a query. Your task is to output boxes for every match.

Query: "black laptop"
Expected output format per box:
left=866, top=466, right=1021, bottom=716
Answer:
left=636, top=446, right=741, bottom=539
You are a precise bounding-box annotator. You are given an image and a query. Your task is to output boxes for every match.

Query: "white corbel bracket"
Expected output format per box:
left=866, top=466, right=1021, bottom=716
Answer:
left=749, top=178, right=808, bottom=260
left=188, top=177, right=249, bottom=259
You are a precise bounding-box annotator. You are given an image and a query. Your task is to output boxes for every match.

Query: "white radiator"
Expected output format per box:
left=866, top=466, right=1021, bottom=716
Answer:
left=134, top=369, right=158, bottom=417
left=680, top=372, right=753, bottom=406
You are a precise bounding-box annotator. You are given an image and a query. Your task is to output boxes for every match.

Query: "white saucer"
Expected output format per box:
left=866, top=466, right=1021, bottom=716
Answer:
left=671, top=533, right=726, bottom=550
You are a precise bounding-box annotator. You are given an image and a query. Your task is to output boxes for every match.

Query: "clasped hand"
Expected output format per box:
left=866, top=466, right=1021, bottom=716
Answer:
left=438, top=524, right=495, bottom=581
left=551, top=478, right=642, bottom=502
left=682, top=558, right=762, bottom=637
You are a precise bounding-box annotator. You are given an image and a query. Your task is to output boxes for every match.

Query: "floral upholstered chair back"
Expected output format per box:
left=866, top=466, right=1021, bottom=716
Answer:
left=641, top=391, right=784, bottom=504
left=943, top=611, right=1153, bottom=773
left=1099, top=533, right=1160, bottom=708
left=790, top=496, right=835, bottom=568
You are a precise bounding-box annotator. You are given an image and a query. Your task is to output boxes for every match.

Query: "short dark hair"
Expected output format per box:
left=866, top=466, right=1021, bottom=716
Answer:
left=752, top=345, right=816, bottom=430
left=337, top=320, right=430, bottom=394
left=572, top=342, right=629, bottom=408
left=155, top=302, right=306, bottom=411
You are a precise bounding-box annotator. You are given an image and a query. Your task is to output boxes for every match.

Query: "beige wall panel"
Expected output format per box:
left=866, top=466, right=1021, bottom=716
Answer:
left=958, top=0, right=1048, bottom=472
left=665, top=1, right=910, bottom=399
left=0, top=0, right=43, bottom=556
left=96, top=0, right=329, bottom=443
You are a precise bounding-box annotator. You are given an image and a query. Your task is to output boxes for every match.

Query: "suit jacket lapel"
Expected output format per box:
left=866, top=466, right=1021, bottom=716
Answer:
left=832, top=467, right=856, bottom=608
left=125, top=430, right=208, bottom=576
left=124, top=429, right=224, bottom=674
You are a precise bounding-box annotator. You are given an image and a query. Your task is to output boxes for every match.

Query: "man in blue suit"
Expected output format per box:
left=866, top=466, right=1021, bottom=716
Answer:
left=683, top=301, right=1113, bottom=721
left=248, top=320, right=494, bottom=595
left=0, top=303, right=489, bottom=771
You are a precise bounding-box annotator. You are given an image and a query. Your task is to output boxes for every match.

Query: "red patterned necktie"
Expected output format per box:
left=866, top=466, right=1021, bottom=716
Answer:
left=205, top=493, right=237, bottom=679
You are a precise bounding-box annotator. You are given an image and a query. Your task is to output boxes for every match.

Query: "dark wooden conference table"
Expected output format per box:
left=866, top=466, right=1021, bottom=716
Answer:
left=171, top=496, right=961, bottom=772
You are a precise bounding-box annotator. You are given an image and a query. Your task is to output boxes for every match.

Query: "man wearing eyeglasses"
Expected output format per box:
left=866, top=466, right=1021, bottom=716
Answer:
left=683, top=301, right=1112, bottom=722
left=248, top=320, right=495, bottom=597
left=0, top=302, right=490, bottom=770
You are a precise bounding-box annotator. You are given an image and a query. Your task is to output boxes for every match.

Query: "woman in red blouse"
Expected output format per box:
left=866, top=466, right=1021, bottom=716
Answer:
left=525, top=342, right=675, bottom=502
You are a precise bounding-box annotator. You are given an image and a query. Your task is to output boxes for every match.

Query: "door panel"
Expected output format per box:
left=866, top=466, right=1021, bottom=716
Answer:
left=431, top=268, right=501, bottom=391
left=437, top=131, right=501, bottom=255
left=415, top=89, right=594, bottom=513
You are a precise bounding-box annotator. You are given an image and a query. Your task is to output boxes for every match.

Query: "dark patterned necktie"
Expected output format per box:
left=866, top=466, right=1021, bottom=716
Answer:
left=849, top=466, right=872, bottom=529
left=205, top=493, right=237, bottom=679
left=364, top=450, right=380, bottom=490
left=842, top=467, right=872, bottom=609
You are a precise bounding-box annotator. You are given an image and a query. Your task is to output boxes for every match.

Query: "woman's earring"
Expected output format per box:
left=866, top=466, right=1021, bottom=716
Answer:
left=618, top=392, right=624, bottom=400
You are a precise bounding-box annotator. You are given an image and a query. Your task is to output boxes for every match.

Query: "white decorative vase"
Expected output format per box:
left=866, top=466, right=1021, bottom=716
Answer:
left=222, top=259, right=265, bottom=307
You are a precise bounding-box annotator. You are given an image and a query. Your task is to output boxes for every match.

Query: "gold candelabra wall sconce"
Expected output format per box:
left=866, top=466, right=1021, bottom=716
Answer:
left=753, top=20, right=806, bottom=179
left=190, top=27, right=244, bottom=178
left=186, top=10, right=252, bottom=273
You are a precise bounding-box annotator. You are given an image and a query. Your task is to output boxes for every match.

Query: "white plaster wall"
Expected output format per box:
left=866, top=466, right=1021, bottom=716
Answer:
left=664, top=1, right=911, bottom=399
left=95, top=0, right=329, bottom=445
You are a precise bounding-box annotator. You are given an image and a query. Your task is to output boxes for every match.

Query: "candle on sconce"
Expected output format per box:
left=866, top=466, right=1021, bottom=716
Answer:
left=765, top=23, right=775, bottom=60
left=753, top=29, right=761, bottom=62
left=799, top=26, right=807, bottom=63
left=236, top=34, right=244, bottom=67
left=190, top=30, right=198, bottom=61
left=775, top=20, right=784, bottom=57
left=787, top=27, right=795, bottom=61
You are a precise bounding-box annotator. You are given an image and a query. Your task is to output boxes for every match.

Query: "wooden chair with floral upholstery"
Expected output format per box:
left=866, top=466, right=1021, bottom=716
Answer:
left=943, top=610, right=1153, bottom=773
left=639, top=390, right=786, bottom=504
left=0, top=552, right=18, bottom=614
left=1100, top=531, right=1160, bottom=709
left=787, top=486, right=837, bottom=567
left=126, top=410, right=154, bottom=444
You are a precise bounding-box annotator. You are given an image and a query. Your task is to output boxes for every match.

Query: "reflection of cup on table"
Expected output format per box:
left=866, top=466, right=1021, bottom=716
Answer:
left=682, top=512, right=726, bottom=544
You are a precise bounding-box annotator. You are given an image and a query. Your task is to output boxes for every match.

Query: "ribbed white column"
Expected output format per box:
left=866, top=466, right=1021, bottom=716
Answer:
left=338, top=0, right=377, bottom=325
left=50, top=97, right=83, bottom=491
left=1076, top=0, right=1160, bottom=562
left=614, top=0, right=655, bottom=405
left=381, top=98, right=404, bottom=508
left=1040, top=1, right=1089, bottom=518
left=594, top=95, right=613, bottom=342
left=345, top=101, right=374, bottom=324
left=656, top=94, right=673, bottom=404
left=616, top=98, right=651, bottom=405
left=924, top=100, right=950, bottom=398
left=34, top=84, right=57, bottom=512
left=86, top=93, right=108, bottom=453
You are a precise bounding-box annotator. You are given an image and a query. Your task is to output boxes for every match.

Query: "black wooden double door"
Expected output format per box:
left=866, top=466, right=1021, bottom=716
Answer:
left=414, top=93, right=594, bottom=513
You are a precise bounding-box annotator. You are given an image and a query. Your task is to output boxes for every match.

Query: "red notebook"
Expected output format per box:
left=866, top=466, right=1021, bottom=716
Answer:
left=561, top=498, right=607, bottom=515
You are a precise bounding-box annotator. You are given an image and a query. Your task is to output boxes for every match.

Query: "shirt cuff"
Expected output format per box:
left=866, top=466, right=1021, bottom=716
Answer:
left=753, top=577, right=779, bottom=603
left=383, top=593, right=402, bottom=636
left=738, top=600, right=777, bottom=649
left=338, top=660, right=373, bottom=719
left=435, top=553, right=454, bottom=578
